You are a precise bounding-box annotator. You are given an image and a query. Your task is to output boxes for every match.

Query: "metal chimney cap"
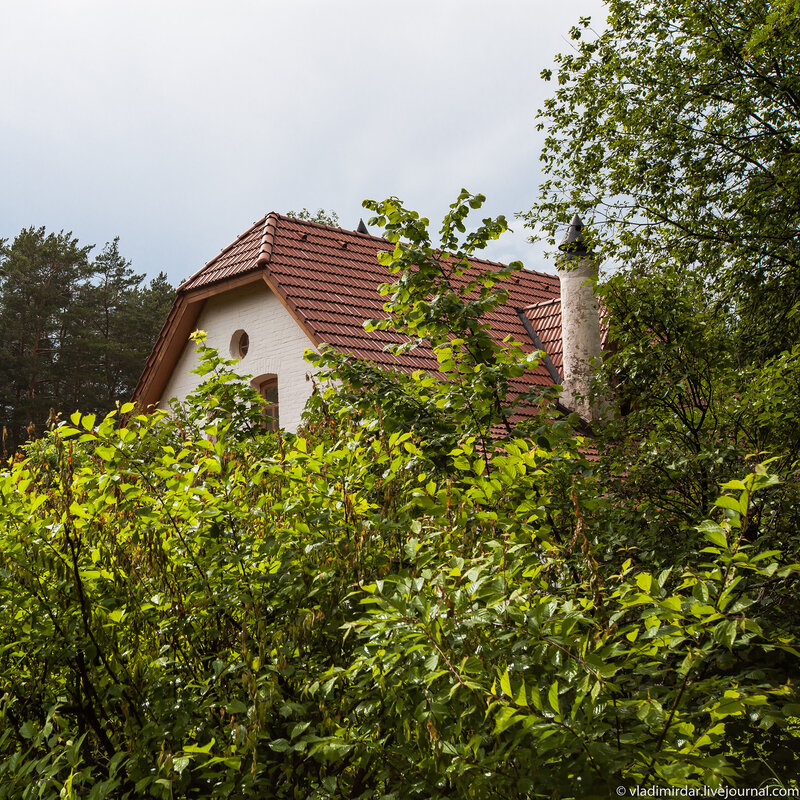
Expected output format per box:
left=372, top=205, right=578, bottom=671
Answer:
left=356, top=218, right=369, bottom=234
left=558, top=213, right=589, bottom=257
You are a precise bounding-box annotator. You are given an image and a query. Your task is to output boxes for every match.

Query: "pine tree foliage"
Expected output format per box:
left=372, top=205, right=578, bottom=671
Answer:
left=0, top=228, right=174, bottom=452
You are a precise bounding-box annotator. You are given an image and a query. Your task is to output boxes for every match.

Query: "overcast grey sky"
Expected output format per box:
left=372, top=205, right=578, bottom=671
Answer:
left=2, top=1, right=605, bottom=285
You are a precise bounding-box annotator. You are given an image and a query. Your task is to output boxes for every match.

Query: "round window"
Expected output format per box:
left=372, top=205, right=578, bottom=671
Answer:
left=230, top=329, right=249, bottom=359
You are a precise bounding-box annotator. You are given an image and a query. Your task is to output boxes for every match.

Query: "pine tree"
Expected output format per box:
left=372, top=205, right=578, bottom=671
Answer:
left=0, top=228, right=93, bottom=450
left=0, top=229, right=175, bottom=453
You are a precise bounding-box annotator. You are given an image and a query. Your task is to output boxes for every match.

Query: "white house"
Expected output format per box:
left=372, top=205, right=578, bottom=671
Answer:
left=134, top=213, right=603, bottom=430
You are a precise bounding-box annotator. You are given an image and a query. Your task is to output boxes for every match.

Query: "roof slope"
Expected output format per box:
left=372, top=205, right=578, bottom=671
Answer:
left=136, top=213, right=566, bottom=410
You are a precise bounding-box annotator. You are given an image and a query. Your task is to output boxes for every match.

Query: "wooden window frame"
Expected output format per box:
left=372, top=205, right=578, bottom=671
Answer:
left=255, top=375, right=279, bottom=431
left=230, top=329, right=249, bottom=359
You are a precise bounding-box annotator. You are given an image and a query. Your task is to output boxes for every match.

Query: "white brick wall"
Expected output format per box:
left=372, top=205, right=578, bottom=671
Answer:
left=161, top=282, right=317, bottom=432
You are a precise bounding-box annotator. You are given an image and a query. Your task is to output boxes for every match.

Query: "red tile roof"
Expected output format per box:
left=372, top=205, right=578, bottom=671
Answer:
left=137, top=213, right=568, bottom=416
left=522, top=298, right=564, bottom=372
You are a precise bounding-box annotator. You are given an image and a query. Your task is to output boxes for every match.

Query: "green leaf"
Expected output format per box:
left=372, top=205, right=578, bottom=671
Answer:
left=499, top=669, right=512, bottom=697
left=269, top=739, right=291, bottom=752
left=173, top=756, right=191, bottom=774
left=714, top=495, right=744, bottom=515
left=515, top=680, right=528, bottom=708
left=704, top=529, right=728, bottom=549
left=183, top=738, right=215, bottom=754
left=95, top=445, right=117, bottom=461
left=19, top=721, right=36, bottom=739
left=493, top=705, right=522, bottom=734
left=548, top=681, right=561, bottom=720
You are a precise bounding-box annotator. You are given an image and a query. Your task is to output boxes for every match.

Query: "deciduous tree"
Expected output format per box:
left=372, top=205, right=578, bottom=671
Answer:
left=524, top=0, right=800, bottom=358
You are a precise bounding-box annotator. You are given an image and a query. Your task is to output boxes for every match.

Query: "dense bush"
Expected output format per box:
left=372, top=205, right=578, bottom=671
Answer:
left=0, top=195, right=798, bottom=798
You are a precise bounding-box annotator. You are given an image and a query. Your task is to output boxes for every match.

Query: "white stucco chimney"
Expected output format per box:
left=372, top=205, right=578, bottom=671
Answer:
left=557, top=214, right=603, bottom=421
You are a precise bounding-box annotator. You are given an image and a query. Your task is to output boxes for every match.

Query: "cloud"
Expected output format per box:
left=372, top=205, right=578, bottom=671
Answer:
left=0, top=0, right=606, bottom=282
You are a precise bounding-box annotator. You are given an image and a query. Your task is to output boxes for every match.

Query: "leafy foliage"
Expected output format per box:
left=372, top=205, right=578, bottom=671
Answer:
left=0, top=196, right=798, bottom=798
left=522, top=0, right=800, bottom=670
left=307, top=191, right=559, bottom=456
left=523, top=0, right=800, bottom=359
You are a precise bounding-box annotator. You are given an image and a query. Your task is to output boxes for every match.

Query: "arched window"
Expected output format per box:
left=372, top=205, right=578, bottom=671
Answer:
left=255, top=375, right=279, bottom=431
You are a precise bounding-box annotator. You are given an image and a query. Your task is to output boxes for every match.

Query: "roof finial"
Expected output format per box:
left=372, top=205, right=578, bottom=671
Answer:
left=356, top=219, right=369, bottom=234
left=558, top=213, right=589, bottom=258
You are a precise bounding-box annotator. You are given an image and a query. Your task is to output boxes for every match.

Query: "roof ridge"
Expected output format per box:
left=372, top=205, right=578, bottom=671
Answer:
left=178, top=213, right=270, bottom=292
left=274, top=212, right=392, bottom=244
left=256, top=213, right=278, bottom=267
left=274, top=213, right=558, bottom=279
left=177, top=211, right=558, bottom=296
